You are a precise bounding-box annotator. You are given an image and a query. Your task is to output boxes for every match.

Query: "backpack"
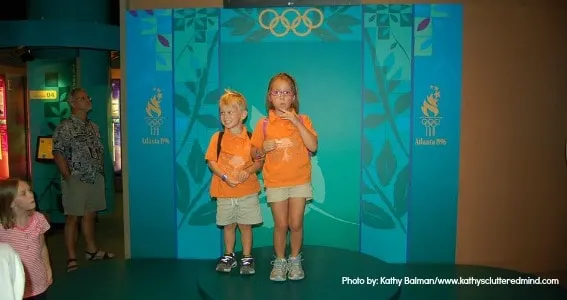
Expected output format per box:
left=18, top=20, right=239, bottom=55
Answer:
left=216, top=130, right=253, bottom=161
left=261, top=117, right=313, bottom=157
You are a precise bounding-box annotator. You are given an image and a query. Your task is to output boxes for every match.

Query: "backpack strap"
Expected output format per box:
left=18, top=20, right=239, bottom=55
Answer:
left=217, top=130, right=253, bottom=161
left=216, top=131, right=224, bottom=161
left=262, top=118, right=269, bottom=139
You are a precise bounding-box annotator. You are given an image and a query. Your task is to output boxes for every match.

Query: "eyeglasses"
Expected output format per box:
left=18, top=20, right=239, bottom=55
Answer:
left=270, top=90, right=293, bottom=97
left=77, top=96, right=92, bottom=102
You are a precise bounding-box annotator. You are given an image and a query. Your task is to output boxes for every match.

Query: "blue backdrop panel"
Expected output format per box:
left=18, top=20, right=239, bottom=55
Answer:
left=219, top=6, right=363, bottom=252
left=408, top=4, right=463, bottom=263
left=125, top=9, right=177, bottom=258
left=360, top=3, right=413, bottom=263
left=173, top=8, right=223, bottom=259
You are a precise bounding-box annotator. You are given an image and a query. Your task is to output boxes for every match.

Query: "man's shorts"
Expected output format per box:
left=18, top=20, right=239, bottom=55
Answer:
left=216, top=193, right=262, bottom=226
left=62, top=174, right=106, bottom=216
left=265, top=183, right=313, bottom=203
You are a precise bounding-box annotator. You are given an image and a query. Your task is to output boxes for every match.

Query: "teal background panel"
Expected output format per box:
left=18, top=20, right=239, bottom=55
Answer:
left=408, top=4, right=463, bottom=263
left=173, top=8, right=223, bottom=259
left=27, top=59, right=75, bottom=224
left=360, top=3, right=413, bottom=263
left=125, top=9, right=177, bottom=258
left=220, top=6, right=363, bottom=252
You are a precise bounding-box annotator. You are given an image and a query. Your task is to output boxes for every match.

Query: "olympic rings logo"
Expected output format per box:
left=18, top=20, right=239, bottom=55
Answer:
left=258, top=8, right=324, bottom=37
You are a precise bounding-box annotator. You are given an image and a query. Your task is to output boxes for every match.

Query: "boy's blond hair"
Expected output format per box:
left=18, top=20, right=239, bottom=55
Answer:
left=219, top=89, right=247, bottom=111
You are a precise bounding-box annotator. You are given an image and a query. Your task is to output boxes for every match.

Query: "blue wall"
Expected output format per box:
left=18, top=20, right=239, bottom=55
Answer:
left=125, top=4, right=462, bottom=263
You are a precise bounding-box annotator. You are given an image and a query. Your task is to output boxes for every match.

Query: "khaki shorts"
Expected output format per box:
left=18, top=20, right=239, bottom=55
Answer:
left=217, top=193, right=262, bottom=226
left=62, top=174, right=106, bottom=216
left=266, top=183, right=313, bottom=203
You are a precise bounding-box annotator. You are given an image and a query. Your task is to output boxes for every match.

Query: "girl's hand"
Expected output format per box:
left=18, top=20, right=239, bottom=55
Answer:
left=278, top=108, right=301, bottom=126
left=263, top=140, right=277, bottom=152
left=47, top=268, right=53, bottom=286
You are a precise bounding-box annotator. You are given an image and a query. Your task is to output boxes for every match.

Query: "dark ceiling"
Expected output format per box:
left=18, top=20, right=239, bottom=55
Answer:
left=0, top=0, right=120, bottom=24
left=0, top=0, right=120, bottom=68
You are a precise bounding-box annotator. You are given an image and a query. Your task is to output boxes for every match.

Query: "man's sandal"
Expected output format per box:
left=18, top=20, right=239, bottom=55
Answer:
left=67, top=259, right=78, bottom=272
left=85, top=249, right=115, bottom=261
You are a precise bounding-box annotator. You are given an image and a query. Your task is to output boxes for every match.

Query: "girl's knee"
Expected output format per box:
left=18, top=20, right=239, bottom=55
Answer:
left=289, top=221, right=303, bottom=232
left=274, top=221, right=288, bottom=231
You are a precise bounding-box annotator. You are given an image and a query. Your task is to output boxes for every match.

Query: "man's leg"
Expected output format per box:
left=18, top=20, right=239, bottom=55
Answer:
left=82, top=211, right=98, bottom=254
left=61, top=176, right=84, bottom=271
left=83, top=174, right=113, bottom=260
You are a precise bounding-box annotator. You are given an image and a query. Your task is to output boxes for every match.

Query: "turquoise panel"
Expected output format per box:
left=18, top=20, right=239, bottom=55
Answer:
left=173, top=8, right=223, bottom=259
left=125, top=9, right=177, bottom=258
left=360, top=3, right=413, bottom=263
left=408, top=4, right=463, bottom=263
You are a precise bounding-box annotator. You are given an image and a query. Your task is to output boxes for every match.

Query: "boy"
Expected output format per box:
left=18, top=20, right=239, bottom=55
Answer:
left=204, top=90, right=263, bottom=275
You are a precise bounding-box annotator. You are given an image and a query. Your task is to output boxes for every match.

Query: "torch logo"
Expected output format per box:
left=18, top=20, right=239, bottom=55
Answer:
left=420, top=85, right=442, bottom=137
left=145, top=88, right=164, bottom=136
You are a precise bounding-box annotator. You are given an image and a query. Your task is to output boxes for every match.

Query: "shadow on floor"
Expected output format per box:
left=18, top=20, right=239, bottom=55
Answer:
left=46, top=192, right=125, bottom=277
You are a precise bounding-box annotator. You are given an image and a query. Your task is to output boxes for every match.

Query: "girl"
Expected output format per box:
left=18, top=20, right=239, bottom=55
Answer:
left=250, top=73, right=318, bottom=281
left=0, top=179, right=52, bottom=299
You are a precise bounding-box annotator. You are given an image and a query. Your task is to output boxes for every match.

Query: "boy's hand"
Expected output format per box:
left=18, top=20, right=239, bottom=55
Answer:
left=263, top=140, right=277, bottom=152
left=237, top=170, right=249, bottom=183
left=226, top=176, right=239, bottom=188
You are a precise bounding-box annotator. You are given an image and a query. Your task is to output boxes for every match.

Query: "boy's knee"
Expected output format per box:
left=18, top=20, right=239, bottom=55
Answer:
left=237, top=224, right=252, bottom=231
left=223, top=223, right=236, bottom=230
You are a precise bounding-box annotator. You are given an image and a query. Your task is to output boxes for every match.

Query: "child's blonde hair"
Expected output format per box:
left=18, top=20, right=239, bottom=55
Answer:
left=0, top=179, right=21, bottom=229
left=219, top=89, right=247, bottom=112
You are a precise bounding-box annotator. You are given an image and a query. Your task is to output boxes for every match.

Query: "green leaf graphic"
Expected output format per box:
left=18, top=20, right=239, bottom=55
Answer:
left=187, top=141, right=206, bottom=184
left=188, top=201, right=216, bottom=225
left=327, top=14, right=360, bottom=34
left=60, top=108, right=69, bottom=118
left=175, top=93, right=191, bottom=116
left=245, top=29, right=270, bottom=42
left=222, top=16, right=254, bottom=36
left=362, top=180, right=376, bottom=194
left=394, top=93, right=411, bottom=115
left=361, top=200, right=395, bottom=229
left=176, top=163, right=191, bottom=213
left=203, top=88, right=220, bottom=104
left=364, top=88, right=379, bottom=103
left=363, top=114, right=387, bottom=128
left=59, top=92, right=67, bottom=102
left=197, top=114, right=220, bottom=128
left=376, top=140, right=397, bottom=186
left=185, top=82, right=197, bottom=95
left=393, top=163, right=409, bottom=217
left=387, top=80, right=400, bottom=93
left=312, top=28, right=339, bottom=42
left=361, top=135, right=373, bottom=166
left=47, top=121, right=57, bottom=132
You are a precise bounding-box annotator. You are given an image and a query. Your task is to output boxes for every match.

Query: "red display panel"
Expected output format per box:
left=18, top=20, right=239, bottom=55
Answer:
left=0, top=76, right=9, bottom=179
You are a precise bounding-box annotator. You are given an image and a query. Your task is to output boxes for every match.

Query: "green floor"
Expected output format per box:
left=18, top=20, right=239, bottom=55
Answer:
left=43, top=192, right=567, bottom=300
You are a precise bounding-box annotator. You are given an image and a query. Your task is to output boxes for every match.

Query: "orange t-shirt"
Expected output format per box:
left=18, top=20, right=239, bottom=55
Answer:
left=250, top=110, right=317, bottom=188
left=205, top=128, right=260, bottom=198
